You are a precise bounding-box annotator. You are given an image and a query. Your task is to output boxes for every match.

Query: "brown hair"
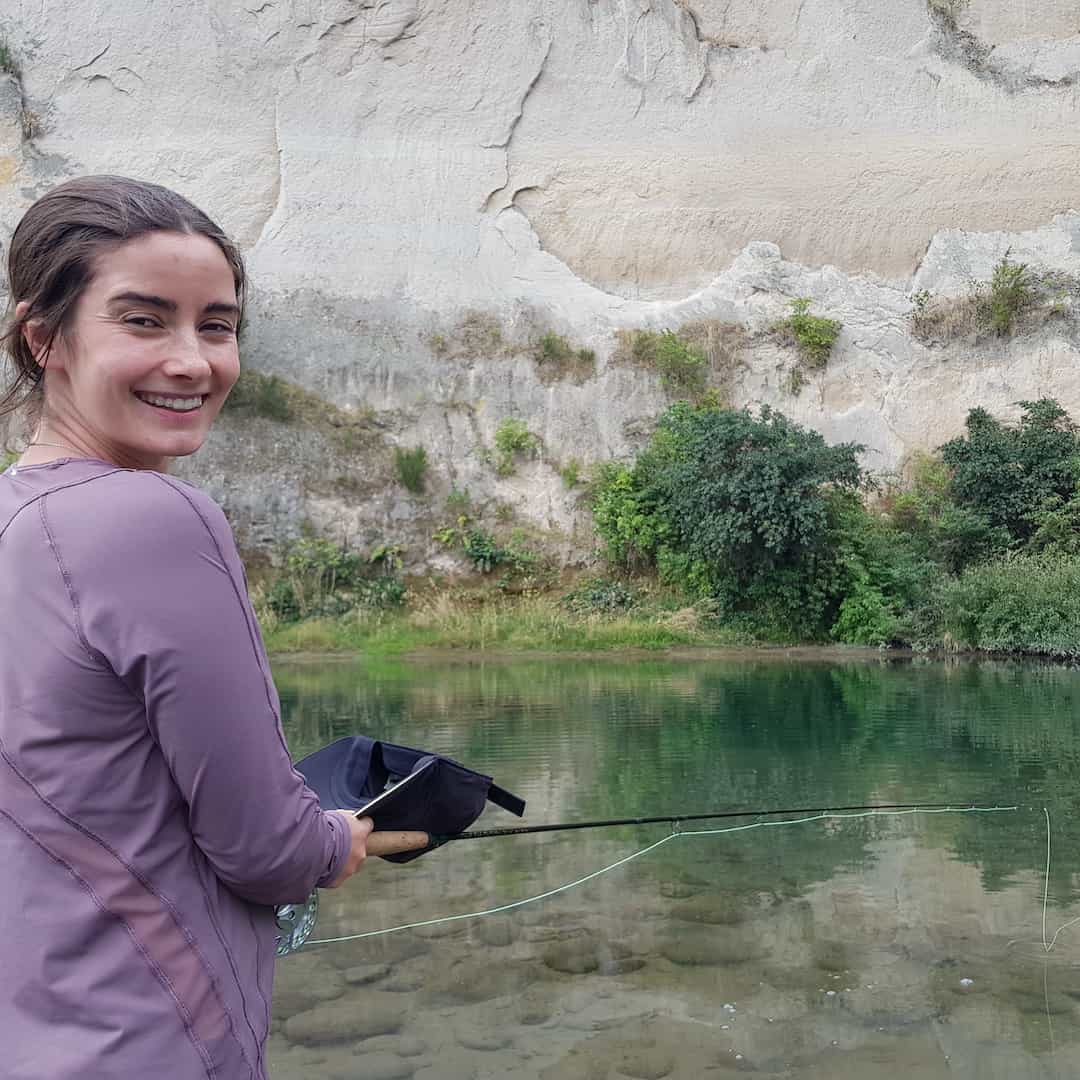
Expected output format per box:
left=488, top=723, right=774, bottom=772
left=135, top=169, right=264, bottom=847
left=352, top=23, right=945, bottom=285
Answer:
left=0, top=174, right=246, bottom=425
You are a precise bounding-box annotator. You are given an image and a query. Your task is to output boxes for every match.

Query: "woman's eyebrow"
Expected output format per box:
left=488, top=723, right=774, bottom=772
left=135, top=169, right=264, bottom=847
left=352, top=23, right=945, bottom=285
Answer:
left=106, top=291, right=240, bottom=318
left=107, top=290, right=176, bottom=311
left=203, top=301, right=241, bottom=318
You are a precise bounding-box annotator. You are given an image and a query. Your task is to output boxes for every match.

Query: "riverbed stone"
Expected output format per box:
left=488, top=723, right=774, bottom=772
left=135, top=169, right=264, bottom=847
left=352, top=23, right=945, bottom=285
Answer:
left=283, top=993, right=404, bottom=1044
left=516, top=987, right=556, bottom=1025
left=272, top=963, right=346, bottom=1021
left=422, top=956, right=534, bottom=1005
left=329, top=1052, right=415, bottom=1080
left=344, top=963, right=391, bottom=987
left=455, top=1018, right=513, bottom=1051
left=614, top=1042, right=675, bottom=1080
left=362, top=1035, right=429, bottom=1057
left=413, top=1050, right=478, bottom=1080
left=381, top=972, right=426, bottom=993
left=673, top=893, right=749, bottom=926
left=476, top=916, right=517, bottom=947
left=543, top=932, right=636, bottom=975
left=659, top=926, right=764, bottom=967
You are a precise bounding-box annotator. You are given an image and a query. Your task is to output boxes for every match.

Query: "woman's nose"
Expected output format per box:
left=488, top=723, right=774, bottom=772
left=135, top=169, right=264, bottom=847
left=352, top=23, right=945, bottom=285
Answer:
left=161, top=333, right=213, bottom=379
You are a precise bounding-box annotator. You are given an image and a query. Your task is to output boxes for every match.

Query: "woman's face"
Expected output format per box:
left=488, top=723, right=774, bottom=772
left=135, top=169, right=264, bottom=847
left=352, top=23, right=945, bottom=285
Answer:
left=29, top=230, right=241, bottom=470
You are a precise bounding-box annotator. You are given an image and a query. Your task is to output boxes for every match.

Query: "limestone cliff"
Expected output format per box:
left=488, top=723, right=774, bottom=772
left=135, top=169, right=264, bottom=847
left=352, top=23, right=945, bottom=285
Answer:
left=2, top=0, right=1079, bottom=566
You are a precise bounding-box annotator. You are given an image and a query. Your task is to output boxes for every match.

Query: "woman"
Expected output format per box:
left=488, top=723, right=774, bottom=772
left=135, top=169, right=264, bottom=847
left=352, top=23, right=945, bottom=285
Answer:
left=0, top=175, right=373, bottom=1079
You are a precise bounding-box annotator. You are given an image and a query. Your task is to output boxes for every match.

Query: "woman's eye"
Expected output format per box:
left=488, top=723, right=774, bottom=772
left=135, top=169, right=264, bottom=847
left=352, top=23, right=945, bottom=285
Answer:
left=203, top=323, right=237, bottom=335
left=125, top=316, right=160, bottom=328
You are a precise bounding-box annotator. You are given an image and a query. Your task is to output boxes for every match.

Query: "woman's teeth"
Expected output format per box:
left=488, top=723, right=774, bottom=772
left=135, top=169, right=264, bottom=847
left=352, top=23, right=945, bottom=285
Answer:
left=135, top=392, right=204, bottom=412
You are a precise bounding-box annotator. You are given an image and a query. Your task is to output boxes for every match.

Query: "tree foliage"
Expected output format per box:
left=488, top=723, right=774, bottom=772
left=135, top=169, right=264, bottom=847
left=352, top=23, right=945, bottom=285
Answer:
left=940, top=398, right=1080, bottom=547
left=592, top=402, right=864, bottom=634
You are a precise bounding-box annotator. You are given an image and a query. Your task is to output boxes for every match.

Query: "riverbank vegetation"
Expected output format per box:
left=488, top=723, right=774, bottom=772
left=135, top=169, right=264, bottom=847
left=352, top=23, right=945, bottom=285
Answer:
left=254, top=395, right=1080, bottom=661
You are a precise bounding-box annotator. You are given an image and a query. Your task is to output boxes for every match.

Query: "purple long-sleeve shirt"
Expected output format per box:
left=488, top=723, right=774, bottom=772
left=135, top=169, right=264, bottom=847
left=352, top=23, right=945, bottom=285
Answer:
left=0, top=458, right=350, bottom=1079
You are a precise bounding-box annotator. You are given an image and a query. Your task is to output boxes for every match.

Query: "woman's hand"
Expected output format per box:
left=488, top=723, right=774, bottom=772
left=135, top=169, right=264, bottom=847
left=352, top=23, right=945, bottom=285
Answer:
left=325, top=812, right=374, bottom=888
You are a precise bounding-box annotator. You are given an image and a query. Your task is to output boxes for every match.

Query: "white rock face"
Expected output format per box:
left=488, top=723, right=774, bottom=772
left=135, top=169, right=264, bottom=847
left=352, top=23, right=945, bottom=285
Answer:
left=1, top=1, right=1079, bottom=560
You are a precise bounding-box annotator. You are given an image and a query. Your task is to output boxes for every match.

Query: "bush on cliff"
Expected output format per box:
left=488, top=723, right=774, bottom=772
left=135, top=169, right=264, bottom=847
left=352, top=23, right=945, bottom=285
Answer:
left=591, top=401, right=865, bottom=636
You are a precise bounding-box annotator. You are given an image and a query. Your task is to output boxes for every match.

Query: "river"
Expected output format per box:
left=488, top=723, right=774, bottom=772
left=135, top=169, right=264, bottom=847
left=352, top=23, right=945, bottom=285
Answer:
left=267, top=653, right=1080, bottom=1079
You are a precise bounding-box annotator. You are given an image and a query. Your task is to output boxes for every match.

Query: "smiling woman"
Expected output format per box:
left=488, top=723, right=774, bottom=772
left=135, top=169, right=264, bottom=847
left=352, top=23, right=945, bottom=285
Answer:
left=0, top=177, right=374, bottom=1080
left=3, top=186, right=246, bottom=470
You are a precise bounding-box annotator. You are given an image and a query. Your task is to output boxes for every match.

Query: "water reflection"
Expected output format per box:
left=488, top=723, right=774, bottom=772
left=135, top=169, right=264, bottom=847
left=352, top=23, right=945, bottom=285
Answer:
left=268, top=655, right=1080, bottom=1078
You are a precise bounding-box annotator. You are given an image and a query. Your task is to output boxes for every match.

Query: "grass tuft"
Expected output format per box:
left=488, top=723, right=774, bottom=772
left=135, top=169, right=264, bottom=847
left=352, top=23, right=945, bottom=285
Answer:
left=533, top=333, right=596, bottom=385
left=772, top=298, right=842, bottom=369
left=394, top=446, right=428, bottom=494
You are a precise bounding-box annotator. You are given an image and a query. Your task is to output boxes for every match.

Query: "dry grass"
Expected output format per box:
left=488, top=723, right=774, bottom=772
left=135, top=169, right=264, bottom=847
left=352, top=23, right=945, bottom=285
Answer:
left=910, top=293, right=984, bottom=343
left=911, top=270, right=1075, bottom=346
left=677, top=320, right=747, bottom=373
left=261, top=586, right=752, bottom=655
left=429, top=311, right=509, bottom=361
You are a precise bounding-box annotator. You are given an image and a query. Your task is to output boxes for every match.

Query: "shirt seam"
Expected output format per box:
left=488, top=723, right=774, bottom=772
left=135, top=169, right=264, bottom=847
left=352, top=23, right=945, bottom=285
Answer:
left=39, top=497, right=102, bottom=665
left=0, top=739, right=259, bottom=1078
left=148, top=474, right=283, bottom=1038
left=0, top=806, right=218, bottom=1080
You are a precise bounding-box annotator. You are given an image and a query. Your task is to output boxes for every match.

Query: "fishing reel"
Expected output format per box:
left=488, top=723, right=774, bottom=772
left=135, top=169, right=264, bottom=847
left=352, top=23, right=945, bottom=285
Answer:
left=275, top=891, right=319, bottom=957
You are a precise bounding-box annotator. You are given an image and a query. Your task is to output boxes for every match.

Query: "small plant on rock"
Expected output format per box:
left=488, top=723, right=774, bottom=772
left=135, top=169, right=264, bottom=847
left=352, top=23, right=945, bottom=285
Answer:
left=222, top=369, right=295, bottom=422
left=558, top=458, right=583, bottom=488
left=617, top=329, right=708, bottom=397
left=776, top=298, right=842, bottom=369
left=534, top=332, right=596, bottom=384
left=987, top=255, right=1033, bottom=336
left=394, top=445, right=428, bottom=494
left=0, top=42, right=19, bottom=77
left=493, top=418, right=540, bottom=476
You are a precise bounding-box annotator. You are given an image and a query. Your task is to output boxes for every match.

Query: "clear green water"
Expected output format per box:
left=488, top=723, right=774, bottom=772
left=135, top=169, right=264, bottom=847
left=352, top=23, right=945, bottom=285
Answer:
left=268, top=655, right=1080, bottom=1079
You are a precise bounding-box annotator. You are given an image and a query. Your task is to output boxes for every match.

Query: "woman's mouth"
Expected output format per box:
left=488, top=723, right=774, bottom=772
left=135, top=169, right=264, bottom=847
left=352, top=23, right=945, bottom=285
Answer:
left=133, top=391, right=206, bottom=413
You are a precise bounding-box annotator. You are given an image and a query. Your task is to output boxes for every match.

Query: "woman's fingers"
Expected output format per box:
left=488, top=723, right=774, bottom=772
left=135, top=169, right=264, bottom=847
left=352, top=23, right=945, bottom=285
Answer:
left=325, top=812, right=374, bottom=887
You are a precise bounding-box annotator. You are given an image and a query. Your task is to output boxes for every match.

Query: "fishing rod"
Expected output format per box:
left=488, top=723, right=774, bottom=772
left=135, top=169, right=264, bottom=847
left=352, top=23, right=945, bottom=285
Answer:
left=360, top=800, right=1000, bottom=859
left=276, top=799, right=1018, bottom=956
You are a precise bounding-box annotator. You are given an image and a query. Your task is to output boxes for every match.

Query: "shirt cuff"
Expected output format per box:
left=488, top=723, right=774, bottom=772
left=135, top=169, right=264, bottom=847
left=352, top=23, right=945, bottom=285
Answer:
left=315, top=810, right=353, bottom=889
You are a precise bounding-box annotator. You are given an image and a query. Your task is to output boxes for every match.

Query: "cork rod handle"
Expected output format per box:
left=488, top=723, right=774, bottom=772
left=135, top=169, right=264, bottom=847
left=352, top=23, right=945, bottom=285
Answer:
left=364, top=830, right=431, bottom=857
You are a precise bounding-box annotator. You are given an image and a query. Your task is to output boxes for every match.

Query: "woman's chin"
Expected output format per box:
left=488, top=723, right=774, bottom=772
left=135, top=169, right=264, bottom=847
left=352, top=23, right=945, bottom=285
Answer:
left=130, top=431, right=208, bottom=465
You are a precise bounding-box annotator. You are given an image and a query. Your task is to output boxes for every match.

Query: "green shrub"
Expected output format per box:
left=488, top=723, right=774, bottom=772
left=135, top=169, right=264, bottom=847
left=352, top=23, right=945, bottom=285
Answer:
left=831, top=582, right=898, bottom=646
left=222, top=369, right=294, bottom=422
left=1026, top=484, right=1080, bottom=555
left=395, top=445, right=428, bottom=494
left=589, top=461, right=671, bottom=568
left=829, top=492, right=940, bottom=644
left=264, top=536, right=404, bottom=622
left=987, top=256, right=1034, bottom=336
left=534, top=333, right=596, bottom=384
left=939, top=552, right=1080, bottom=658
left=591, top=402, right=864, bottom=635
left=462, top=528, right=502, bottom=573
left=558, top=458, right=582, bottom=488
left=618, top=329, right=708, bottom=397
left=354, top=576, right=406, bottom=610
left=776, top=298, right=842, bottom=369
left=562, top=578, right=637, bottom=616
left=446, top=487, right=470, bottom=512
left=493, top=419, right=540, bottom=476
left=0, top=42, right=18, bottom=77
left=1, top=450, right=17, bottom=471
left=940, top=398, right=1080, bottom=546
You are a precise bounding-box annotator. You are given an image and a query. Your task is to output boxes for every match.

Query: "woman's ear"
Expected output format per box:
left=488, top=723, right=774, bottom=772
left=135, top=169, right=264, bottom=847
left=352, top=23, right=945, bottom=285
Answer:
left=15, top=301, right=56, bottom=369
